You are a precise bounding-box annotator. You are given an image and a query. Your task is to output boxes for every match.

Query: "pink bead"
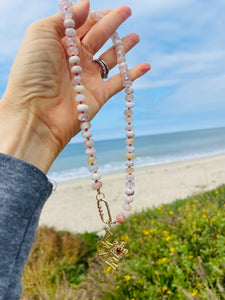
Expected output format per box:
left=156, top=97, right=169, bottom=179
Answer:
left=59, top=0, right=72, bottom=10
left=69, top=55, right=80, bottom=65
left=123, top=203, right=132, bottom=211
left=126, top=146, right=135, bottom=152
left=65, top=28, right=76, bottom=37
left=126, top=181, right=135, bottom=188
left=71, top=65, right=82, bottom=74
left=67, top=46, right=79, bottom=56
left=125, top=117, right=133, bottom=123
left=85, top=147, right=96, bottom=155
left=124, top=196, right=134, bottom=203
left=66, top=38, right=77, bottom=47
left=125, top=87, right=134, bottom=94
left=126, top=131, right=135, bottom=138
left=125, top=161, right=134, bottom=167
left=125, top=94, right=134, bottom=101
left=125, top=124, right=134, bottom=130
left=126, top=188, right=135, bottom=196
left=125, top=174, right=135, bottom=181
left=64, top=18, right=75, bottom=28
left=92, top=181, right=102, bottom=190
left=122, top=73, right=131, bottom=81
left=89, top=164, right=99, bottom=173
left=80, top=122, right=91, bottom=131
left=72, top=76, right=82, bottom=85
left=77, top=104, right=89, bottom=112
left=116, top=213, right=125, bottom=224
left=124, top=109, right=133, bottom=117
left=125, top=102, right=134, bottom=108
left=75, top=94, right=86, bottom=102
left=61, top=9, right=73, bottom=20
left=82, top=131, right=92, bottom=139
left=123, top=81, right=132, bottom=88
left=78, top=113, right=89, bottom=122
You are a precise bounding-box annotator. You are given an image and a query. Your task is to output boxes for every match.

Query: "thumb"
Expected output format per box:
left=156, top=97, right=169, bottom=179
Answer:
left=47, top=0, right=90, bottom=40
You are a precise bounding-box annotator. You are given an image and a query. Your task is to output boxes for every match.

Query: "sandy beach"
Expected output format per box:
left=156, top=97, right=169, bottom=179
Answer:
left=39, top=154, right=225, bottom=234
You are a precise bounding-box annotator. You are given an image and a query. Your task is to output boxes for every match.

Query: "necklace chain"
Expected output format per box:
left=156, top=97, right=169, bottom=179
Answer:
left=59, top=0, right=135, bottom=269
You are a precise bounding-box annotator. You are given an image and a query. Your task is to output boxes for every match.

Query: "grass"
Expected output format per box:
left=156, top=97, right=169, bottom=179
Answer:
left=22, top=185, right=225, bottom=299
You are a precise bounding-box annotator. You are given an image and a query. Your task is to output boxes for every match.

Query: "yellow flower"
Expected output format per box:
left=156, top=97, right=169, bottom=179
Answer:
left=161, top=257, right=167, bottom=263
left=186, top=201, right=190, bottom=205
left=185, top=205, right=190, bottom=211
left=163, top=230, right=169, bottom=236
left=154, top=270, right=159, bottom=275
left=166, top=236, right=171, bottom=242
left=121, top=235, right=129, bottom=243
left=217, top=234, right=220, bottom=238
left=170, top=247, right=175, bottom=253
left=124, top=274, right=131, bottom=281
left=158, top=206, right=162, bottom=210
left=192, top=204, right=196, bottom=209
left=209, top=218, right=215, bottom=222
left=143, top=230, right=149, bottom=235
left=189, top=255, right=193, bottom=259
left=215, top=190, right=219, bottom=194
left=151, top=220, right=156, bottom=225
left=116, top=286, right=120, bottom=289
left=169, top=210, right=174, bottom=215
left=102, top=266, right=111, bottom=273
left=162, top=287, right=167, bottom=292
left=202, top=214, right=207, bottom=218
left=167, top=290, right=172, bottom=294
left=149, top=228, right=156, bottom=233
left=191, top=290, right=198, bottom=296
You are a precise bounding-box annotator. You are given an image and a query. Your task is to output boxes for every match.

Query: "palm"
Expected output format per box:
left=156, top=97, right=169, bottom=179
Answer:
left=4, top=4, right=149, bottom=158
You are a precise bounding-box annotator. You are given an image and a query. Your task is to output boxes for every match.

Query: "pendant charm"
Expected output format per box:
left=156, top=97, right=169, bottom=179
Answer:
left=97, top=227, right=128, bottom=271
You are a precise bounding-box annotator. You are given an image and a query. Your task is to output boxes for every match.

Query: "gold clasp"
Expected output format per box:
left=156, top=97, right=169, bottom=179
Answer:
left=96, top=194, right=113, bottom=226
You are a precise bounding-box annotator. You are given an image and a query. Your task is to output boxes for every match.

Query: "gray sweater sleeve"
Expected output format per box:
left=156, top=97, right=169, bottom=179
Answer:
left=0, top=153, right=53, bottom=300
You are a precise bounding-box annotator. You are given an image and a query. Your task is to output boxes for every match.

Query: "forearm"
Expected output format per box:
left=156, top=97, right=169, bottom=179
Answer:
left=0, top=153, right=53, bottom=299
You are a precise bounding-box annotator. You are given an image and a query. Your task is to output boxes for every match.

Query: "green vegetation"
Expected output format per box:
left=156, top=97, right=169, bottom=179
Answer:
left=22, top=186, right=225, bottom=299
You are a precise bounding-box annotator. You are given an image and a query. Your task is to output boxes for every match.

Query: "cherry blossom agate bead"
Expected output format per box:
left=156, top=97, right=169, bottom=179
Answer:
left=69, top=56, right=80, bottom=65
left=92, top=181, right=102, bottom=190
left=64, top=18, right=75, bottom=28
left=65, top=28, right=76, bottom=37
left=84, top=139, right=94, bottom=147
left=116, top=213, right=125, bottom=224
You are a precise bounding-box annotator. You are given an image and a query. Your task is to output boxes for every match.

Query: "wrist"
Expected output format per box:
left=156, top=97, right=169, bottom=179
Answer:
left=0, top=99, right=60, bottom=173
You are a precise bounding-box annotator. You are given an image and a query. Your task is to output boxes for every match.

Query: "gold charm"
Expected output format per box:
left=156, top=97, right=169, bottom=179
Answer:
left=97, top=227, right=128, bottom=271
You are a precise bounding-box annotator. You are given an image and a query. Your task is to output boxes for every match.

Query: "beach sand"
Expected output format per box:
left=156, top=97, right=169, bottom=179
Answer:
left=39, top=154, right=225, bottom=234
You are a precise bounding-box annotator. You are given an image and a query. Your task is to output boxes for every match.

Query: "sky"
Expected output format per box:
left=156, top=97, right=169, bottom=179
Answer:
left=0, top=0, right=225, bottom=141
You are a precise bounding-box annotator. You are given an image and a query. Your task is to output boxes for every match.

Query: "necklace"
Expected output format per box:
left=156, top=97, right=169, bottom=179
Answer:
left=59, top=0, right=135, bottom=270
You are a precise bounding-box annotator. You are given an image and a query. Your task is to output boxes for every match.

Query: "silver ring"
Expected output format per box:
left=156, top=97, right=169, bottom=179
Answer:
left=93, top=59, right=109, bottom=79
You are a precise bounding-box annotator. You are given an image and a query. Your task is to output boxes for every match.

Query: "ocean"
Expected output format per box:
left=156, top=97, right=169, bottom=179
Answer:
left=48, top=127, right=225, bottom=182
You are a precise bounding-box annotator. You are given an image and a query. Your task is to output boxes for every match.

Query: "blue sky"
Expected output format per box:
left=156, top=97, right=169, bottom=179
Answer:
left=1, top=0, right=225, bottom=141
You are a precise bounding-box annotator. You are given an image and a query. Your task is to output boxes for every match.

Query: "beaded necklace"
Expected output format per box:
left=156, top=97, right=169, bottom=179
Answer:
left=59, top=0, right=135, bottom=270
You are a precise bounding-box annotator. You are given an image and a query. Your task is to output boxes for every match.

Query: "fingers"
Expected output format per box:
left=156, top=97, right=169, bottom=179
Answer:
left=76, top=9, right=111, bottom=40
left=82, top=6, right=132, bottom=55
left=46, top=0, right=90, bottom=40
left=106, top=63, right=151, bottom=100
left=98, top=33, right=140, bottom=71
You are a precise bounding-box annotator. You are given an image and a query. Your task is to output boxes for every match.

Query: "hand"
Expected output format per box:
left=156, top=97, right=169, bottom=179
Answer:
left=0, top=0, right=150, bottom=173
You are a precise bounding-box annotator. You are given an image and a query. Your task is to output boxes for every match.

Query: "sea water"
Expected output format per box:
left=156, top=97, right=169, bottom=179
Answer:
left=48, top=127, right=225, bottom=182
